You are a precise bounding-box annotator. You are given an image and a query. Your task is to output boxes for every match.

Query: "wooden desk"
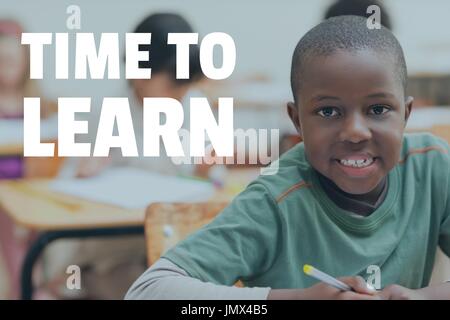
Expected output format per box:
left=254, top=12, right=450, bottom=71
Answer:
left=0, top=167, right=258, bottom=299
left=0, top=144, right=22, bottom=156
left=406, top=125, right=450, bottom=145
left=0, top=181, right=145, bottom=231
left=0, top=167, right=258, bottom=231
left=430, top=125, right=450, bottom=144
left=0, top=180, right=146, bottom=299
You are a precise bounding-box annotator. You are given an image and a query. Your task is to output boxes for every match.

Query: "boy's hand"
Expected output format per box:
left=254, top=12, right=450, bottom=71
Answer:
left=76, top=157, right=111, bottom=178
left=302, top=276, right=379, bottom=300
left=377, top=284, right=426, bottom=300
left=268, top=276, right=379, bottom=300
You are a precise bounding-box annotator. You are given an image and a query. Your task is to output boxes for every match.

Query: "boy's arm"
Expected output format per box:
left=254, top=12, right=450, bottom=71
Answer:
left=125, top=258, right=270, bottom=300
left=379, top=282, right=450, bottom=300
left=126, top=258, right=379, bottom=300
left=418, top=282, right=450, bottom=299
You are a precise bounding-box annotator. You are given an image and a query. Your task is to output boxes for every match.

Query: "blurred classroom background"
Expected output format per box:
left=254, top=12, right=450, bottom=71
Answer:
left=0, top=0, right=449, bottom=299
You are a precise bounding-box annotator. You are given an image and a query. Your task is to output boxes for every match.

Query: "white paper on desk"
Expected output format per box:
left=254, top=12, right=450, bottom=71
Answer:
left=0, top=115, right=58, bottom=145
left=49, top=167, right=215, bottom=209
left=406, top=107, right=450, bottom=130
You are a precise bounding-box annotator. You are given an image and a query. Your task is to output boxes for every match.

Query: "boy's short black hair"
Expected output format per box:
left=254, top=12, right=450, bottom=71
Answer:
left=133, top=13, right=202, bottom=83
left=290, top=15, right=407, bottom=104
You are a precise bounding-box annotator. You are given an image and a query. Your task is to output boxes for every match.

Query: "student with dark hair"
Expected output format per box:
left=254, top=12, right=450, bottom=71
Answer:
left=126, top=16, right=450, bottom=300
left=0, top=19, right=57, bottom=299
left=0, top=19, right=57, bottom=179
left=134, top=13, right=202, bottom=82
left=49, top=13, right=204, bottom=299
left=73, top=13, right=203, bottom=178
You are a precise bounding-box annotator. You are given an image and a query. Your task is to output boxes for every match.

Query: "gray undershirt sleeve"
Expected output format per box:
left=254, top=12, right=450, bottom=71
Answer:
left=124, top=258, right=271, bottom=300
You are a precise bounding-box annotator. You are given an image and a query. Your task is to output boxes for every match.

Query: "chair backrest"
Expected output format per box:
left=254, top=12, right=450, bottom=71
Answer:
left=144, top=202, right=228, bottom=266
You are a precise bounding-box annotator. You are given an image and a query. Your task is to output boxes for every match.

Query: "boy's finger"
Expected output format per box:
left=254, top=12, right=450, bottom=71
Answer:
left=339, top=276, right=377, bottom=295
left=340, top=291, right=382, bottom=300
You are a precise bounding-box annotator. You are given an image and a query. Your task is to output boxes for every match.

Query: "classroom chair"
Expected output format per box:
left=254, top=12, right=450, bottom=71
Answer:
left=145, top=202, right=244, bottom=288
left=144, top=202, right=229, bottom=266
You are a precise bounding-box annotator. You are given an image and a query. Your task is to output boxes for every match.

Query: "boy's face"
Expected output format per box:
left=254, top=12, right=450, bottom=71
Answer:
left=131, top=72, right=189, bottom=104
left=288, top=49, right=413, bottom=195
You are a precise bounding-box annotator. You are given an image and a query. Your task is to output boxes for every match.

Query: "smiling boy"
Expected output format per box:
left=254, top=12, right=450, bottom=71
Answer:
left=126, top=16, right=450, bottom=300
left=287, top=16, right=411, bottom=211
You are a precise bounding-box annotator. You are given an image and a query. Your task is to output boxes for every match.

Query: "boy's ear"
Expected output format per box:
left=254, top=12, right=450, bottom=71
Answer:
left=287, top=102, right=303, bottom=139
left=403, top=96, right=414, bottom=126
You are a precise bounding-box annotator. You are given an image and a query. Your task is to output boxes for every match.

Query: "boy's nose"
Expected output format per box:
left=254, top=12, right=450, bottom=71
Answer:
left=339, top=113, right=372, bottom=143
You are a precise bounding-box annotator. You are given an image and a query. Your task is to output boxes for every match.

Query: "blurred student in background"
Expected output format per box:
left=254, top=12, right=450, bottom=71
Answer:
left=45, top=13, right=205, bottom=299
left=0, top=19, right=57, bottom=299
left=0, top=19, right=56, bottom=179
left=71, top=13, right=205, bottom=178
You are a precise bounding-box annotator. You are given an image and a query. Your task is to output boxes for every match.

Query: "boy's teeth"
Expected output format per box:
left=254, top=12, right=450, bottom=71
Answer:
left=339, top=158, right=374, bottom=168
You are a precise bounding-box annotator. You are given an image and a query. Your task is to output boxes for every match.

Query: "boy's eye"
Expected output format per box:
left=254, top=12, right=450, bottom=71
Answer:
left=317, top=107, right=340, bottom=118
left=369, top=105, right=390, bottom=115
